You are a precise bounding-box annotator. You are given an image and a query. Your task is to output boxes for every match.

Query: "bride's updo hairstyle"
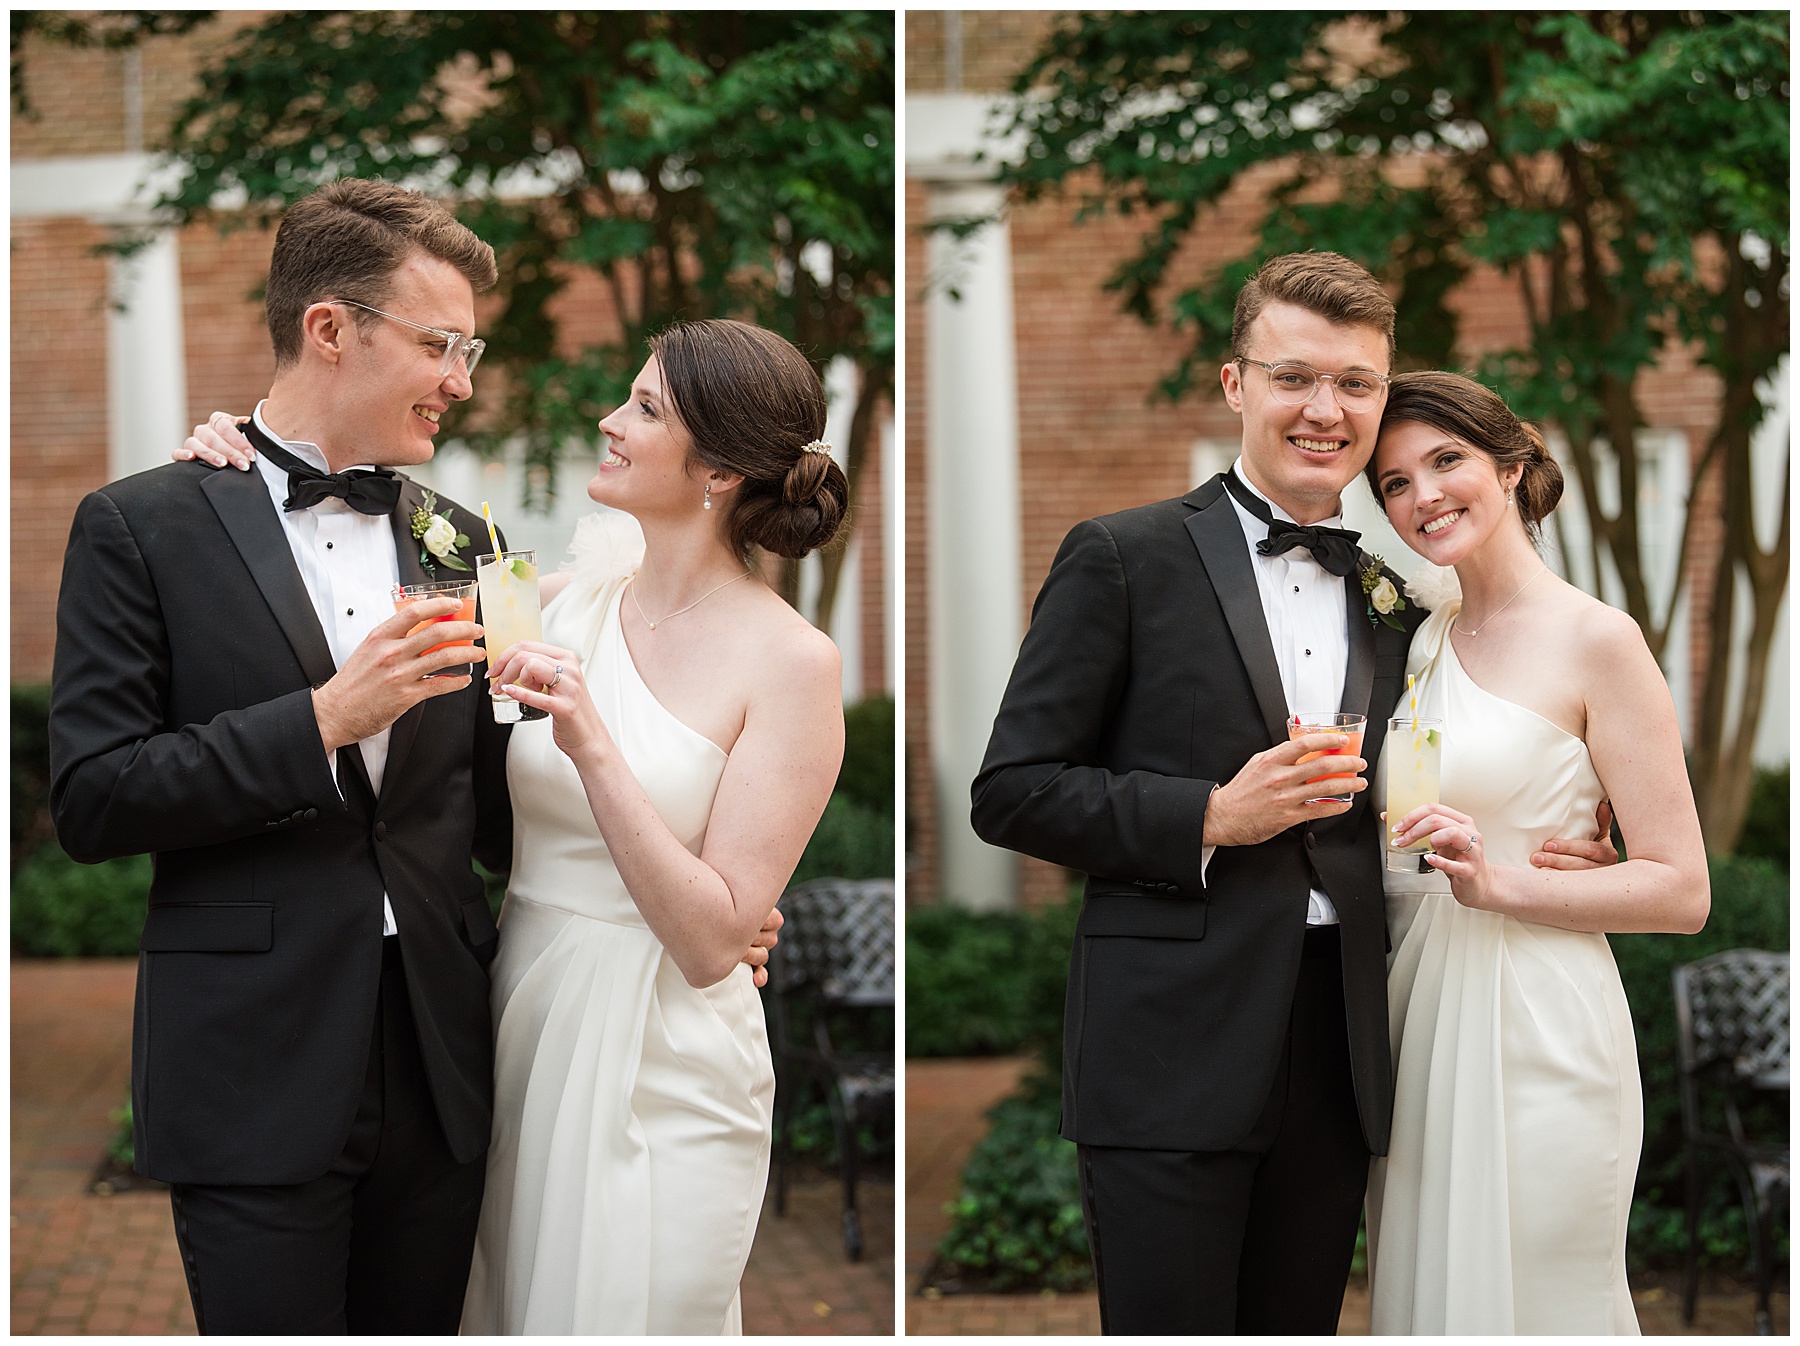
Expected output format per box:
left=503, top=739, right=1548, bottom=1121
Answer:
left=1373, top=370, right=1564, bottom=540
left=648, top=319, right=849, bottom=560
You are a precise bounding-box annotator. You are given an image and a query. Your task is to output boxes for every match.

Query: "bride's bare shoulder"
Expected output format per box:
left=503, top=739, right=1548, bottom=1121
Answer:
left=1553, top=579, right=1655, bottom=670
left=737, top=585, right=842, bottom=700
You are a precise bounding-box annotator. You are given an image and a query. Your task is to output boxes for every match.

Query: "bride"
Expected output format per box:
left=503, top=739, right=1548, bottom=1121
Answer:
left=182, top=317, right=848, bottom=1334
left=1364, top=370, right=1709, bottom=1335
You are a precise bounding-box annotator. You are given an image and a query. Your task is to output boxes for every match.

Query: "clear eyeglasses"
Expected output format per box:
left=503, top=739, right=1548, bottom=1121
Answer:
left=334, top=299, right=487, bottom=378
left=1237, top=357, right=1389, bottom=409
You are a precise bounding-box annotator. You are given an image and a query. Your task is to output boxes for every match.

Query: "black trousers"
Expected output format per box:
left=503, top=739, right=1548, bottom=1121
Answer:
left=169, top=937, right=486, bottom=1335
left=1079, top=923, right=1370, bottom=1335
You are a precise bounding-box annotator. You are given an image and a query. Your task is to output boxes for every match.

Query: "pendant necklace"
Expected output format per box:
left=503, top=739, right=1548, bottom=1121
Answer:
left=1453, top=566, right=1547, bottom=637
left=630, top=570, right=751, bottom=630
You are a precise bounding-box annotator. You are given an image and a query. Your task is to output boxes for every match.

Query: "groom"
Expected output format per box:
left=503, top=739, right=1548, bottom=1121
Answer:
left=974, top=252, right=1614, bottom=1332
left=49, top=179, right=512, bottom=1334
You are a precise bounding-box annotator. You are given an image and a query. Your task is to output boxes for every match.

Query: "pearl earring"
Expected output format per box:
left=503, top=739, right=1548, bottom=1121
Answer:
left=703, top=482, right=712, bottom=511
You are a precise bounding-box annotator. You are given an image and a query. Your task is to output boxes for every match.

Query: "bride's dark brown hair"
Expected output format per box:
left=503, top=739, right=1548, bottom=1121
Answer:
left=1371, top=370, right=1564, bottom=539
left=648, top=319, right=848, bottom=561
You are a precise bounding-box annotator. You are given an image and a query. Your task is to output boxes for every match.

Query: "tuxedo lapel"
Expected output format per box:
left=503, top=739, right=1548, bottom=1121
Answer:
left=1339, top=558, right=1376, bottom=721
left=381, top=476, right=432, bottom=799
left=202, top=467, right=377, bottom=802
left=202, top=468, right=337, bottom=687
left=390, top=478, right=431, bottom=587
left=1184, top=476, right=1290, bottom=747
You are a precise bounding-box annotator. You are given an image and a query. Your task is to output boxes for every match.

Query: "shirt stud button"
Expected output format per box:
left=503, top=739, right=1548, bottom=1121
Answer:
left=346, top=608, right=354, bottom=616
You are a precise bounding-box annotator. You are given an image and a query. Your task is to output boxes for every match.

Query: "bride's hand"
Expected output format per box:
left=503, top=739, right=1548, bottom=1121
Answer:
left=174, top=413, right=256, bottom=470
left=491, top=642, right=614, bottom=763
left=1393, top=802, right=1499, bottom=910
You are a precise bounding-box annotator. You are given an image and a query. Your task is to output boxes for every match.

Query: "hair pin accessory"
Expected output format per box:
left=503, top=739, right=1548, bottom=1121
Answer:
left=800, top=439, right=833, bottom=457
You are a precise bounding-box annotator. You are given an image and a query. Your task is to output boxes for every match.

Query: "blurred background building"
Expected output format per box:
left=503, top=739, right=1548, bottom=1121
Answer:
left=905, top=10, right=1788, bottom=914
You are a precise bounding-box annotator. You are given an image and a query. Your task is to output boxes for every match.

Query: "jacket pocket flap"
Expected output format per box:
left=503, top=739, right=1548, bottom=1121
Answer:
left=1077, top=888, right=1208, bottom=939
left=460, top=895, right=498, bottom=946
left=140, top=903, right=272, bottom=953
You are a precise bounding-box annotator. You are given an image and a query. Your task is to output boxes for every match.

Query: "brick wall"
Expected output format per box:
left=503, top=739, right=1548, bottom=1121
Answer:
left=11, top=218, right=112, bottom=679
left=906, top=10, right=1061, bottom=93
left=903, top=178, right=933, bottom=908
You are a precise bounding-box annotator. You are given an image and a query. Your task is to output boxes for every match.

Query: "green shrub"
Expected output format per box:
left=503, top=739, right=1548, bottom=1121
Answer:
left=906, top=887, right=1079, bottom=1060
left=13, top=683, right=54, bottom=871
left=1735, top=765, right=1788, bottom=872
left=838, top=695, right=894, bottom=816
left=933, top=1072, right=1092, bottom=1291
left=905, top=905, right=1031, bottom=1056
left=12, top=844, right=150, bottom=957
left=790, top=793, right=893, bottom=884
left=1610, top=853, right=1789, bottom=1269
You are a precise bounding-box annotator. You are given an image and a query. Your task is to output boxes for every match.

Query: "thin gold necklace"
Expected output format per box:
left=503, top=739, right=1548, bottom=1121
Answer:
left=629, top=570, right=751, bottom=631
left=1453, top=565, right=1548, bottom=637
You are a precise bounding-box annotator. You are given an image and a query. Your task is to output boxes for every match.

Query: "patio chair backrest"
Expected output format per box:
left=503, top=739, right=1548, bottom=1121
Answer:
left=770, top=878, right=895, bottom=1007
left=1672, top=948, right=1789, bottom=1090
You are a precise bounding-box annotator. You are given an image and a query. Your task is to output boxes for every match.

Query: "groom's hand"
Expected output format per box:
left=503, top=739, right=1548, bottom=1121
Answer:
left=313, top=600, right=485, bottom=751
left=740, top=906, right=784, bottom=988
left=1203, top=733, right=1366, bottom=847
left=1531, top=798, right=1620, bottom=870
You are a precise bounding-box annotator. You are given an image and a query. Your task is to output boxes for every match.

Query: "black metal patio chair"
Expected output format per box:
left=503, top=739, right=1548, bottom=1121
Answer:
left=1672, top=947, right=1789, bottom=1334
left=766, top=877, right=895, bottom=1261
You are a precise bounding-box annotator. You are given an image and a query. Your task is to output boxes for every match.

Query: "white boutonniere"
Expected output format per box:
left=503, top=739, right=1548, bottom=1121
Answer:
left=411, top=490, right=471, bottom=573
left=1360, top=555, right=1407, bottom=631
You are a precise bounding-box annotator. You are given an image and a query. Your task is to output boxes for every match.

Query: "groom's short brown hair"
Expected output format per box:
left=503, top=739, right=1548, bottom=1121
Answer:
left=1232, top=252, right=1396, bottom=363
left=265, top=178, right=498, bottom=368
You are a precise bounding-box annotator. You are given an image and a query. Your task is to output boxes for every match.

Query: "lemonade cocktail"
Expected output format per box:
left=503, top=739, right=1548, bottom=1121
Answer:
left=1385, top=716, right=1444, bottom=872
left=476, top=550, right=547, bottom=723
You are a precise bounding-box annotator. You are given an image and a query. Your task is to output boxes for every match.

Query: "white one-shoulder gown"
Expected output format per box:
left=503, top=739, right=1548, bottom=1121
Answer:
left=1367, top=594, right=1643, bottom=1335
left=462, top=514, right=775, bottom=1335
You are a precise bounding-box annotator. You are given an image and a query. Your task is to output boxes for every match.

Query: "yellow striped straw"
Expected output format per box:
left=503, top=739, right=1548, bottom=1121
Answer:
left=1407, top=673, right=1418, bottom=737
left=482, top=501, right=503, bottom=563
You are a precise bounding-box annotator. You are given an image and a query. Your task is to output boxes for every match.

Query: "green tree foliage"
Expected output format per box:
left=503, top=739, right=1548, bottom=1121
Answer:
left=1002, top=11, right=1788, bottom=851
left=47, top=11, right=893, bottom=626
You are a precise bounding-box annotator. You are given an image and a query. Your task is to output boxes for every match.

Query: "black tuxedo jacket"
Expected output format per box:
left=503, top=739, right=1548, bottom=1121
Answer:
left=972, top=474, right=1422, bottom=1155
left=49, top=461, right=512, bottom=1185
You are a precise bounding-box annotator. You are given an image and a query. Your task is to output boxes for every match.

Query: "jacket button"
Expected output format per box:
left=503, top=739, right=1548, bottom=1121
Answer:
left=374, top=822, right=388, bottom=842
left=1305, top=832, right=1317, bottom=851
left=304, top=808, right=319, bottom=822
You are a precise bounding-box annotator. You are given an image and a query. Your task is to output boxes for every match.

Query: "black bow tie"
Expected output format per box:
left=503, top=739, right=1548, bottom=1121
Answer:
left=1221, top=471, right=1362, bottom=578
left=243, top=419, right=401, bottom=517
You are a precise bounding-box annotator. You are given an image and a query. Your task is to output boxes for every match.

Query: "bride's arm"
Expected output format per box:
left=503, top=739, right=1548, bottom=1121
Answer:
left=1395, top=604, right=1709, bottom=934
left=496, top=628, right=844, bottom=988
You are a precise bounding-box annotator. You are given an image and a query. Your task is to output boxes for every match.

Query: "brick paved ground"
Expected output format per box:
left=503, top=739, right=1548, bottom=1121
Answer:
left=905, top=1056, right=1786, bottom=1336
left=12, top=959, right=894, bottom=1336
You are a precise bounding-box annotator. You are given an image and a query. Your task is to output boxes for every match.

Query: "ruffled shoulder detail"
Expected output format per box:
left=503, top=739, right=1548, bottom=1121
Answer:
left=560, top=510, right=645, bottom=591
left=1405, top=596, right=1462, bottom=687
left=1403, top=563, right=1462, bottom=613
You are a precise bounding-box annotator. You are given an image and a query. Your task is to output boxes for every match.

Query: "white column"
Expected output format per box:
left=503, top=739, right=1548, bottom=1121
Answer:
left=921, top=172, right=1023, bottom=911
left=105, top=230, right=189, bottom=483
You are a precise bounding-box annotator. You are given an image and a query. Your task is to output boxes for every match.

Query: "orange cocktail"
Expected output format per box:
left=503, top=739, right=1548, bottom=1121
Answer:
left=1287, top=713, right=1367, bottom=804
left=392, top=579, right=479, bottom=669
